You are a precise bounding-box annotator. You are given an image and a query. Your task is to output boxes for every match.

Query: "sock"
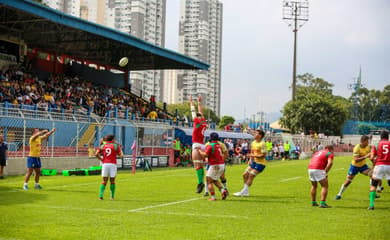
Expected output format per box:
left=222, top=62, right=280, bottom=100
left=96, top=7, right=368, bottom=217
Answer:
left=320, top=201, right=326, bottom=206
left=205, top=183, right=209, bottom=193
left=369, top=191, right=376, bottom=207
left=196, top=167, right=204, bottom=184
left=35, top=182, right=40, bottom=186
left=243, top=184, right=249, bottom=192
left=210, top=191, right=215, bottom=198
left=24, top=183, right=28, bottom=186
left=221, top=179, right=227, bottom=188
left=337, top=184, right=347, bottom=196
left=110, top=183, right=116, bottom=199
left=312, top=201, right=318, bottom=204
left=99, top=183, right=107, bottom=198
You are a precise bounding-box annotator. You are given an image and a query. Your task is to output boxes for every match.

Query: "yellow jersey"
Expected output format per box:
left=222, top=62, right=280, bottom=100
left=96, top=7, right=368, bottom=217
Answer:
left=29, top=136, right=43, bottom=157
left=251, top=140, right=266, bottom=165
left=352, top=144, right=371, bottom=167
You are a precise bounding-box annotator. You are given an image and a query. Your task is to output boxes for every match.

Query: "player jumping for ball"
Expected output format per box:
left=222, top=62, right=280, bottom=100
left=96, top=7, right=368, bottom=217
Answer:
left=190, top=95, right=208, bottom=194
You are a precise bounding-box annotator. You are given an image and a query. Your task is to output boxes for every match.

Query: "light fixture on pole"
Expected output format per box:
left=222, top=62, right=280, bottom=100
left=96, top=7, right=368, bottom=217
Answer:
left=283, top=0, right=309, bottom=101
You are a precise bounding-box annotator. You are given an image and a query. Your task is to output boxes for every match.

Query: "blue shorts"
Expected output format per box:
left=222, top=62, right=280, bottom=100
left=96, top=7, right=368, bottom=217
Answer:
left=27, top=157, right=41, bottom=168
left=249, top=161, right=266, bottom=173
left=348, top=164, right=369, bottom=176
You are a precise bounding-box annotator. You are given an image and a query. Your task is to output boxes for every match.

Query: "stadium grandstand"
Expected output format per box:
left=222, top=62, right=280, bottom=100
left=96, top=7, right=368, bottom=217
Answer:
left=0, top=0, right=213, bottom=174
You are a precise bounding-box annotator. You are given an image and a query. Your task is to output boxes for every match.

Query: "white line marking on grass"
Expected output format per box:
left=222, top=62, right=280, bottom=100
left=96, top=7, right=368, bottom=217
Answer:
left=279, top=176, right=302, bottom=182
left=34, top=204, right=247, bottom=219
left=141, top=210, right=249, bottom=219
left=127, top=197, right=202, bottom=212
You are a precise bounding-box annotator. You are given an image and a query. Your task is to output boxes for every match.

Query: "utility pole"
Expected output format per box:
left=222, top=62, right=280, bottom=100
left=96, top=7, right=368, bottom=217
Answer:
left=283, top=0, right=309, bottom=101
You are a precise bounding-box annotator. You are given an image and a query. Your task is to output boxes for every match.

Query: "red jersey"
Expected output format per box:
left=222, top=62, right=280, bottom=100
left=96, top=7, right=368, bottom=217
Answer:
left=205, top=141, right=224, bottom=165
left=192, top=117, right=207, bottom=144
left=98, top=141, right=122, bottom=164
left=308, top=149, right=334, bottom=170
left=374, top=140, right=390, bottom=166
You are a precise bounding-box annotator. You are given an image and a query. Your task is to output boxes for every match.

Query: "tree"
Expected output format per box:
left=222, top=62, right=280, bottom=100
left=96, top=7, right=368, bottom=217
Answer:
left=349, top=84, right=390, bottom=122
left=158, top=102, right=220, bottom=124
left=218, top=115, right=235, bottom=129
left=280, top=73, right=350, bottom=135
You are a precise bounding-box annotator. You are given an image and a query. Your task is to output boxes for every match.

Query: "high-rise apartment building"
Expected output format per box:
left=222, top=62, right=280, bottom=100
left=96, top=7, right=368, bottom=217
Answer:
left=177, top=0, right=223, bottom=115
left=106, top=0, right=166, bottom=102
left=42, top=0, right=167, bottom=102
left=42, top=0, right=81, bottom=17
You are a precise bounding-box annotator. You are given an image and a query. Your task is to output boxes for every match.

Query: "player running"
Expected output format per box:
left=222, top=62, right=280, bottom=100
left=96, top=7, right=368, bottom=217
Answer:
left=368, top=130, right=390, bottom=210
left=199, top=132, right=228, bottom=201
left=308, top=145, right=334, bottom=208
left=335, top=135, right=372, bottom=200
left=190, top=95, right=208, bottom=194
left=234, top=129, right=267, bottom=197
left=23, top=128, right=56, bottom=190
left=95, top=135, right=123, bottom=200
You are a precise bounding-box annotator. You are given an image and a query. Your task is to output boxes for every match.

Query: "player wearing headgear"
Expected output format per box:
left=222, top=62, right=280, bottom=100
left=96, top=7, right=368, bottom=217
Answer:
left=234, top=129, right=267, bottom=197
left=308, top=145, right=334, bottom=208
left=368, top=130, right=390, bottom=210
left=199, top=132, right=228, bottom=201
left=190, top=95, right=208, bottom=194
left=95, top=135, right=123, bottom=200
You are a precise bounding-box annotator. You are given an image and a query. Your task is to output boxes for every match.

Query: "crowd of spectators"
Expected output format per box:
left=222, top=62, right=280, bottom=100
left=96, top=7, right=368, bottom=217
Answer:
left=0, top=65, right=170, bottom=120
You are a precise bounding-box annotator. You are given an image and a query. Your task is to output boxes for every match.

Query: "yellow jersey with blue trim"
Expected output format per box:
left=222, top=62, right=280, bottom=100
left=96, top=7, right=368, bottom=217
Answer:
left=29, top=136, right=43, bottom=157
left=251, top=140, right=266, bottom=165
left=352, top=144, right=371, bottom=167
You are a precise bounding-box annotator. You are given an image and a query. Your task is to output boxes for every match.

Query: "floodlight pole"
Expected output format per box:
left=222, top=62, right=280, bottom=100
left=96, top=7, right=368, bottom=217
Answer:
left=283, top=0, right=309, bottom=101
left=292, top=10, right=298, bottom=101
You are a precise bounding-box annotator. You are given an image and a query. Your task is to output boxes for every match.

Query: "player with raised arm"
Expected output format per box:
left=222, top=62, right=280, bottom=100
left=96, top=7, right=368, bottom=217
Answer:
left=308, top=145, right=334, bottom=208
left=190, top=95, right=208, bottom=194
left=95, top=135, right=123, bottom=200
left=23, top=128, right=56, bottom=190
left=368, top=130, right=390, bottom=210
left=234, top=129, right=267, bottom=197
left=335, top=135, right=372, bottom=200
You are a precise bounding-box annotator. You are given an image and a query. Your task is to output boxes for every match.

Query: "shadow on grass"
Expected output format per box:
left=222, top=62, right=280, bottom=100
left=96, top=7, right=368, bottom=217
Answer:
left=0, top=185, right=47, bottom=205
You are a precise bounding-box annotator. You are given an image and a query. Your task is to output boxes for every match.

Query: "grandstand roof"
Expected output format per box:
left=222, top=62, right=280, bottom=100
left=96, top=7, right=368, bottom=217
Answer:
left=0, top=0, right=209, bottom=71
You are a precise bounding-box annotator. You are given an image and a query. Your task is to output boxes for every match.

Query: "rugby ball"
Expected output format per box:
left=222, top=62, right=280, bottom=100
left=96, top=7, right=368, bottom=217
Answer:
left=119, top=57, right=128, bottom=67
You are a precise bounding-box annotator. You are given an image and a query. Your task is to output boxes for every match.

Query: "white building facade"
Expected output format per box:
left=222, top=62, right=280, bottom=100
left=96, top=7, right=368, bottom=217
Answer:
left=177, top=0, right=223, bottom=115
left=42, top=0, right=167, bottom=102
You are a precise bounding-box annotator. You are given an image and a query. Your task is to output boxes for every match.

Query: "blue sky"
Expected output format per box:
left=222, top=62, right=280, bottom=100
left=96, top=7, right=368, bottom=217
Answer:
left=165, top=0, right=390, bottom=121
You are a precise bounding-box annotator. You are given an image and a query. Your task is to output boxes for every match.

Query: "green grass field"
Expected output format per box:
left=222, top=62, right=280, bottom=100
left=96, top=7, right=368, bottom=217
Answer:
left=0, top=156, right=388, bottom=240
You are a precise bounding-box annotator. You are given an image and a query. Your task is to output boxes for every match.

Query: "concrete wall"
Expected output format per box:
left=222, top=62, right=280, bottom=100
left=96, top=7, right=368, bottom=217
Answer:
left=4, top=157, right=101, bottom=176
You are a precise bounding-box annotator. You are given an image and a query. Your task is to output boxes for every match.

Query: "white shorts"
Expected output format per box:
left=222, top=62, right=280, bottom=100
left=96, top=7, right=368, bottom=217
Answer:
left=206, top=164, right=225, bottom=180
left=102, top=163, right=117, bottom=178
left=372, top=165, right=390, bottom=180
left=192, top=143, right=205, bottom=151
left=308, top=169, right=326, bottom=182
